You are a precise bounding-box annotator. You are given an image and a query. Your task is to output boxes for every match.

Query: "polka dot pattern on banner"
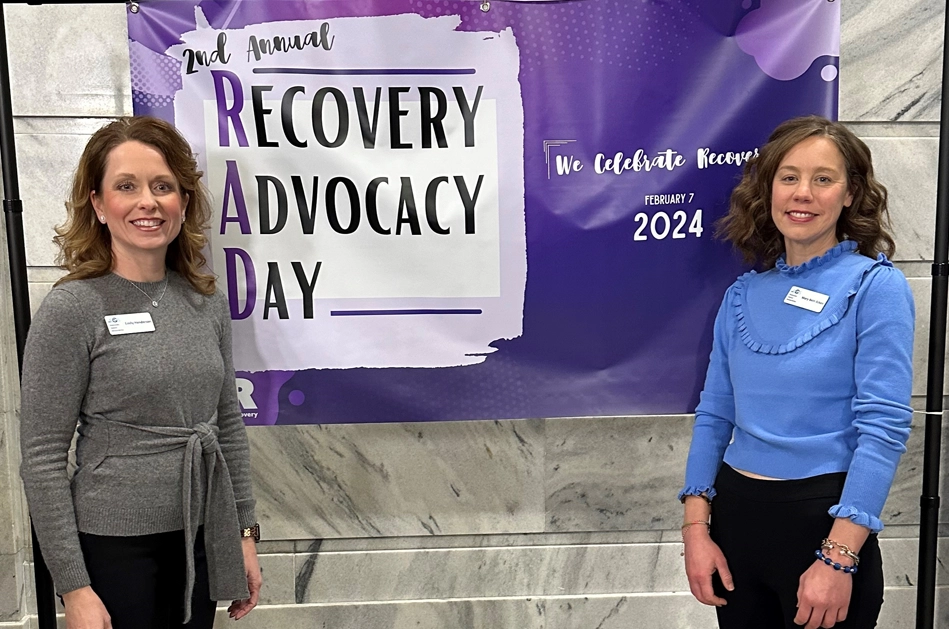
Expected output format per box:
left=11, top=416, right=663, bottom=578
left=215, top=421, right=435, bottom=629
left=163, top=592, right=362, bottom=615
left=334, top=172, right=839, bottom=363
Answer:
left=129, top=41, right=182, bottom=106
left=405, top=0, right=700, bottom=73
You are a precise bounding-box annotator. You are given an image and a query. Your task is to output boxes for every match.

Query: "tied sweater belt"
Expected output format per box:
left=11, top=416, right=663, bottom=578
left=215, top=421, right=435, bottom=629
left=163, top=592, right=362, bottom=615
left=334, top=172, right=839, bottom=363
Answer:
left=79, top=416, right=248, bottom=622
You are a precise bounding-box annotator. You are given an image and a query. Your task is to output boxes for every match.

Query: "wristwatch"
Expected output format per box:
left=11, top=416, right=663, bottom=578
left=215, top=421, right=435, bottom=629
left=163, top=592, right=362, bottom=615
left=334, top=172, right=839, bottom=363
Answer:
left=241, top=523, right=261, bottom=543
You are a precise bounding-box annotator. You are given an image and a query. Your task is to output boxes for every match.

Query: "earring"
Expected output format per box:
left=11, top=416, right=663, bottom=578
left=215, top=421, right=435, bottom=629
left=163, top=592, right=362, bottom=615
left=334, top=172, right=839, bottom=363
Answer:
left=182, top=213, right=186, bottom=222
left=98, top=215, right=105, bottom=223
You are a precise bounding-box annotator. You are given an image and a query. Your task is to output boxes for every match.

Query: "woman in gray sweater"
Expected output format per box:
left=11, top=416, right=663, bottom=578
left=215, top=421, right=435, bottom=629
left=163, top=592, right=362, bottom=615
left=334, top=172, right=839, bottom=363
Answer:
left=19, top=116, right=262, bottom=628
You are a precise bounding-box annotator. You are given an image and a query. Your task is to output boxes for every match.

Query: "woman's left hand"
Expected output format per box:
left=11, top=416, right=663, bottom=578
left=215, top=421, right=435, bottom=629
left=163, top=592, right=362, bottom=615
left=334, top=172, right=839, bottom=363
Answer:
left=228, top=537, right=263, bottom=620
left=793, top=559, right=852, bottom=628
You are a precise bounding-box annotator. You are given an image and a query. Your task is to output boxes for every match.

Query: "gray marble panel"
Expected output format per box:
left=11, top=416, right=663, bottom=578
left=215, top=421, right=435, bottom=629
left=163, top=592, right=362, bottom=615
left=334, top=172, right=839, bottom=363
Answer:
left=249, top=420, right=544, bottom=540
left=212, top=598, right=549, bottom=629
left=254, top=540, right=295, bottom=555
left=545, top=415, right=691, bottom=533
left=0, top=553, right=20, bottom=623
left=896, top=261, right=932, bottom=282
left=859, top=137, right=938, bottom=263
left=840, top=1, right=944, bottom=122
left=16, top=551, right=31, bottom=624
left=311, top=530, right=663, bottom=553
left=15, top=120, right=127, bottom=270
left=287, top=533, right=942, bottom=604
left=882, top=414, right=928, bottom=527
left=25, top=284, right=53, bottom=319
left=0, top=451, right=17, bottom=557
left=4, top=5, right=132, bottom=118
left=26, top=272, right=65, bottom=319
left=881, top=537, right=949, bottom=588
left=908, top=277, right=949, bottom=398
left=544, top=594, right=717, bottom=629
left=846, top=123, right=940, bottom=140
left=0, top=214, right=30, bottom=578
left=879, top=410, right=949, bottom=528
left=0, top=372, right=22, bottom=562
left=206, top=595, right=718, bottom=629
left=26, top=268, right=66, bottom=283
left=16, top=132, right=91, bottom=268
left=877, top=586, right=949, bottom=629
left=295, top=541, right=688, bottom=604
left=257, top=553, right=294, bottom=607
left=541, top=410, right=937, bottom=531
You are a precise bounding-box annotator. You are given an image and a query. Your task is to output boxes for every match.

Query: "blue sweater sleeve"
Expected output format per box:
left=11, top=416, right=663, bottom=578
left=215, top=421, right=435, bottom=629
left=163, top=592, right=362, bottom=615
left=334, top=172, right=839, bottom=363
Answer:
left=679, top=286, right=738, bottom=501
left=828, top=265, right=915, bottom=532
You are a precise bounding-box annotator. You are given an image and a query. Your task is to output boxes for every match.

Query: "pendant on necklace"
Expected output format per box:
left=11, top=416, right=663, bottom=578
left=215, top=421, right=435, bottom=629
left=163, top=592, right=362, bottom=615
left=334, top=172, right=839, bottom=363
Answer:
left=151, top=300, right=158, bottom=307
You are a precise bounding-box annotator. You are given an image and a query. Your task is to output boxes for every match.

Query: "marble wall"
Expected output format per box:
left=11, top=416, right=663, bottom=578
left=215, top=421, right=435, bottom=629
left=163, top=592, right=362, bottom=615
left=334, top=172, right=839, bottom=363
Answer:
left=0, top=1, right=948, bottom=628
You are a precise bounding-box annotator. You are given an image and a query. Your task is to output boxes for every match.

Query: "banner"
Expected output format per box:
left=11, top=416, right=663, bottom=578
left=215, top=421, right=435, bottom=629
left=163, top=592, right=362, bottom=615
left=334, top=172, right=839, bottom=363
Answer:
left=128, top=0, right=839, bottom=424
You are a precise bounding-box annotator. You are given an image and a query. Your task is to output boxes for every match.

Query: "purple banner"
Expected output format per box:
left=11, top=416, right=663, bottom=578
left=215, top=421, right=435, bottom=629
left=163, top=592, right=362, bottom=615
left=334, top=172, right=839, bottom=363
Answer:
left=128, top=0, right=838, bottom=424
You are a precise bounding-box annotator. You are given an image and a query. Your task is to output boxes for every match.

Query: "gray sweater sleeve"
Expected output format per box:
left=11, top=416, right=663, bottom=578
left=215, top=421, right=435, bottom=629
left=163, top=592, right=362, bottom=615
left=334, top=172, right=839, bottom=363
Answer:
left=19, top=288, right=92, bottom=594
left=212, top=293, right=257, bottom=529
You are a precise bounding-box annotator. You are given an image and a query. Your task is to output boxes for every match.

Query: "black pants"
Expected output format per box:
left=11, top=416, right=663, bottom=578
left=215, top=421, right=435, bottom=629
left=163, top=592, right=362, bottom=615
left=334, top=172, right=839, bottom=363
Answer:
left=710, top=465, right=884, bottom=629
left=78, top=528, right=217, bottom=629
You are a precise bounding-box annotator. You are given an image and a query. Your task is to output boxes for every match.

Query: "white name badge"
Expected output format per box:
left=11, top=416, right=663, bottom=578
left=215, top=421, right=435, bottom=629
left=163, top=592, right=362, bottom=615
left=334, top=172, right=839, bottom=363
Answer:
left=105, top=312, right=155, bottom=335
left=783, top=286, right=830, bottom=313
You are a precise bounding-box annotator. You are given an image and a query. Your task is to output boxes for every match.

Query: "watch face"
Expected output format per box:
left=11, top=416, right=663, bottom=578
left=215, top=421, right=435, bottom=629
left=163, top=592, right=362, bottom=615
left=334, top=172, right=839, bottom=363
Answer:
left=242, top=524, right=260, bottom=542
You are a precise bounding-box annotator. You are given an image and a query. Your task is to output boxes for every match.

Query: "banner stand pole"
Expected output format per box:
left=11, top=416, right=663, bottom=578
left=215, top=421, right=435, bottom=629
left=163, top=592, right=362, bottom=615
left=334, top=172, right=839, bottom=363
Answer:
left=916, top=3, right=949, bottom=628
left=0, top=5, right=57, bottom=629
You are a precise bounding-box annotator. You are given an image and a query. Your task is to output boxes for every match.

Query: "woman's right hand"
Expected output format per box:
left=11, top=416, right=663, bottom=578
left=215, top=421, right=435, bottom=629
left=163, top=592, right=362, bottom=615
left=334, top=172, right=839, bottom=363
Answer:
left=683, top=526, right=734, bottom=607
left=62, top=586, right=111, bottom=629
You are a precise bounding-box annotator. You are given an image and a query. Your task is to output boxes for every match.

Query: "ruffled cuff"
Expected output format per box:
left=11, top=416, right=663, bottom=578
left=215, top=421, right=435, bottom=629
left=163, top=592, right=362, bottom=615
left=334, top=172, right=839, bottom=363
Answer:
left=828, top=504, right=884, bottom=534
left=677, top=486, right=717, bottom=503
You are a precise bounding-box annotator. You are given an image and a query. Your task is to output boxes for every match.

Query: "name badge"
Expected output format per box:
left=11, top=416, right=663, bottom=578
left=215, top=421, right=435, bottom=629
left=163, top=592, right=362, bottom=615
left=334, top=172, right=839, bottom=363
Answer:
left=105, top=312, right=155, bottom=335
left=783, top=286, right=830, bottom=313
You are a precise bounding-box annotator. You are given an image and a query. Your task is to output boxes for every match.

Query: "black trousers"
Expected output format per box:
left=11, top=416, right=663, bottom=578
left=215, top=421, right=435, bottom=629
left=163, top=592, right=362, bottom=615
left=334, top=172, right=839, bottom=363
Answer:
left=710, top=465, right=884, bottom=629
left=78, top=528, right=217, bottom=629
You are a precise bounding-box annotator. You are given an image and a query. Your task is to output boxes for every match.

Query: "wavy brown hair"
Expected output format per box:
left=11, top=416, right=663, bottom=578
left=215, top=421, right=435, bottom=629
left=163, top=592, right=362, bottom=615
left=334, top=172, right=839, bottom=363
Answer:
left=54, top=116, right=215, bottom=294
left=716, top=115, right=894, bottom=269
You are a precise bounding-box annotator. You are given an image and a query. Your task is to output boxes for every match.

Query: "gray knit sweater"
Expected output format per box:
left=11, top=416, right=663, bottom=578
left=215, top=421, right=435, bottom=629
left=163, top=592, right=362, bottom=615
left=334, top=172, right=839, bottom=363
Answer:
left=19, top=272, right=256, bottom=600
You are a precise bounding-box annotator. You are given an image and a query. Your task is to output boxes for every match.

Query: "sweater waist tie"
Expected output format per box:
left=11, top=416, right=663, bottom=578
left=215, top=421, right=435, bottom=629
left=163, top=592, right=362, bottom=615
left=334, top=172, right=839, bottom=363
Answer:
left=81, top=415, right=247, bottom=622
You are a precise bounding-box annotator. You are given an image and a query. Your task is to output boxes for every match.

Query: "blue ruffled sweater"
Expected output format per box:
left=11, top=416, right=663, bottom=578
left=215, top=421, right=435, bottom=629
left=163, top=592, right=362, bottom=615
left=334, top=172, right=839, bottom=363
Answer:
left=680, top=241, right=914, bottom=532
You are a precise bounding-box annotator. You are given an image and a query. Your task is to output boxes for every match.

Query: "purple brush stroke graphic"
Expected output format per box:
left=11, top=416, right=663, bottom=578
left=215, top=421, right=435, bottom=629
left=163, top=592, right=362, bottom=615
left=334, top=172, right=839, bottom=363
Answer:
left=736, top=0, right=840, bottom=81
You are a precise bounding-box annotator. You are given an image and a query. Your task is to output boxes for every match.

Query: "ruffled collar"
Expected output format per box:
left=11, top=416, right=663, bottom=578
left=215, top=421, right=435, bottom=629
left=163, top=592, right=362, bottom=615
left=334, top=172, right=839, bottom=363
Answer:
left=774, top=240, right=859, bottom=275
left=733, top=241, right=890, bottom=355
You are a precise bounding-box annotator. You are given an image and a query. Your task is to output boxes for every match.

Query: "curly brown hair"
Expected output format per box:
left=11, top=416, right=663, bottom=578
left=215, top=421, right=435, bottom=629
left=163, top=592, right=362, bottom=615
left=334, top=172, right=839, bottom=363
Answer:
left=716, top=115, right=894, bottom=269
left=54, top=116, right=215, bottom=294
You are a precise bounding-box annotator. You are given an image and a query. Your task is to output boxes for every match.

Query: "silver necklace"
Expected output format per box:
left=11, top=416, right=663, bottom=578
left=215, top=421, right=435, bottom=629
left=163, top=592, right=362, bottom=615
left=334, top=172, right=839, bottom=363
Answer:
left=123, top=276, right=168, bottom=307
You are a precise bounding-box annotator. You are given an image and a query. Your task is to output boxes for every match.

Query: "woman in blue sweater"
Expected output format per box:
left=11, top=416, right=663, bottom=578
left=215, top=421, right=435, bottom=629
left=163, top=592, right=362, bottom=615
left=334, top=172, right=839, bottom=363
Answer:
left=679, top=116, right=914, bottom=629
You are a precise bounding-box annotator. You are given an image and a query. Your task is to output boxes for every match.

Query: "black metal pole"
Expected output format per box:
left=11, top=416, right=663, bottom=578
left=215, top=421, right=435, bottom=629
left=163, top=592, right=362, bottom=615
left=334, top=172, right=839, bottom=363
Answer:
left=0, top=7, right=57, bottom=629
left=916, top=3, right=949, bottom=628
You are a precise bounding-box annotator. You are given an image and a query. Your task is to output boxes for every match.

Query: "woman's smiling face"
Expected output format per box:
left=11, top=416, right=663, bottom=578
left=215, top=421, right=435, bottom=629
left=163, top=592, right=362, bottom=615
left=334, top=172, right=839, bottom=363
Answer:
left=91, top=140, right=188, bottom=266
left=770, top=135, right=854, bottom=265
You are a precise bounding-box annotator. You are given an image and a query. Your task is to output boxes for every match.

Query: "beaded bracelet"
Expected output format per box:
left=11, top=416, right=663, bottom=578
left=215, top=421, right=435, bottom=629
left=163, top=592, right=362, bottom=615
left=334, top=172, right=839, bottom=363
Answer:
left=815, top=549, right=858, bottom=574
